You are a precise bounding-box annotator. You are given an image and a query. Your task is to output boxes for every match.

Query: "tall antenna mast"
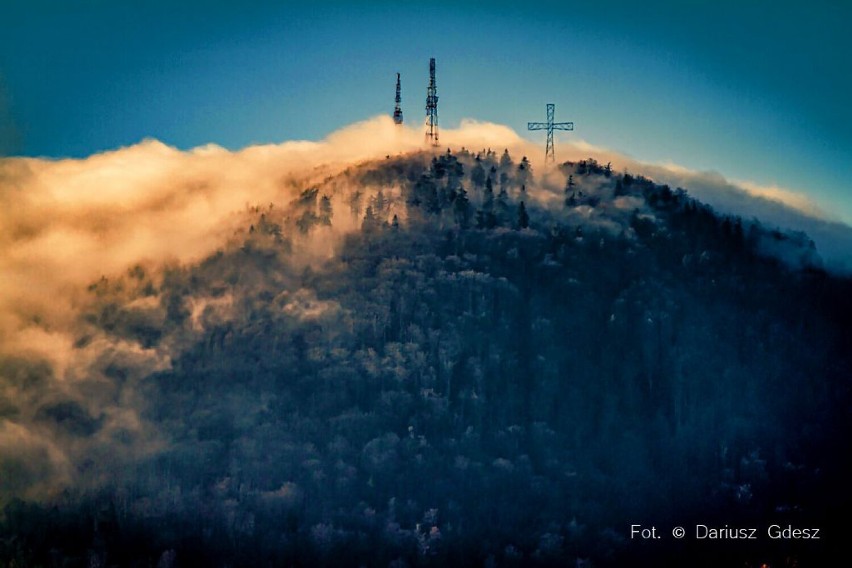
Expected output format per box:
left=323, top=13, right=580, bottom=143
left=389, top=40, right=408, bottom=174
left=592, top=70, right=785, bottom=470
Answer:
left=425, top=58, right=439, bottom=146
left=393, top=73, right=403, bottom=125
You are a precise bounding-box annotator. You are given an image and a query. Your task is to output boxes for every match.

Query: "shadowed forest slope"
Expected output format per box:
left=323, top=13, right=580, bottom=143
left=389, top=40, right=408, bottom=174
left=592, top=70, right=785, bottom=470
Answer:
left=2, top=149, right=850, bottom=567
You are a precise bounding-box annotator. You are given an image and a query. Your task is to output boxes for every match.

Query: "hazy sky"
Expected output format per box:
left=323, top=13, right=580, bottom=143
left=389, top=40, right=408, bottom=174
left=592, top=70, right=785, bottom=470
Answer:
left=1, top=1, right=850, bottom=221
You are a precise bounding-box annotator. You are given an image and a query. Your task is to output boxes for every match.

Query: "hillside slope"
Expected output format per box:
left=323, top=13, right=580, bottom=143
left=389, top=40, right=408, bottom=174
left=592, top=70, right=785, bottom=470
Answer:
left=2, top=149, right=850, bottom=567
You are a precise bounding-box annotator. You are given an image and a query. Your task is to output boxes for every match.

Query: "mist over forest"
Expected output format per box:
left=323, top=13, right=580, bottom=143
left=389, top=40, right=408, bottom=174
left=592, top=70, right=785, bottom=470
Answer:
left=1, top=136, right=850, bottom=567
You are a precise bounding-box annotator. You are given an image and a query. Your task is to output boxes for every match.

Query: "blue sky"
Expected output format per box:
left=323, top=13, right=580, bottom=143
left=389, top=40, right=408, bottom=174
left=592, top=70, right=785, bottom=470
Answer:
left=1, top=1, right=850, bottom=221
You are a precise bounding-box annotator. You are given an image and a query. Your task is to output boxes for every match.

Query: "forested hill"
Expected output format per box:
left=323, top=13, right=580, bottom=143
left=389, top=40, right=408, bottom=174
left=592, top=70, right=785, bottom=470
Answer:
left=2, top=148, right=850, bottom=567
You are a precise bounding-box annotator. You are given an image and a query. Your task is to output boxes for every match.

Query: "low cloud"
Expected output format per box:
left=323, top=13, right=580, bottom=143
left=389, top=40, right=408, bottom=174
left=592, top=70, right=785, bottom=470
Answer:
left=734, top=180, right=829, bottom=220
left=0, top=116, right=546, bottom=504
left=0, top=115, right=849, bottom=505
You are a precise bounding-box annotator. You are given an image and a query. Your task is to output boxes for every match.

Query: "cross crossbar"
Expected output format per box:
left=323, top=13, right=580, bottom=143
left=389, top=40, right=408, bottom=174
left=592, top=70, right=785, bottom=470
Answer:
left=527, top=103, right=574, bottom=164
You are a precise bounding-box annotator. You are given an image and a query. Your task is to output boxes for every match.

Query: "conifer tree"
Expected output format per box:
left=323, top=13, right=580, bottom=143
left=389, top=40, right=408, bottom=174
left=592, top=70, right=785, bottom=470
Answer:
left=517, top=201, right=529, bottom=229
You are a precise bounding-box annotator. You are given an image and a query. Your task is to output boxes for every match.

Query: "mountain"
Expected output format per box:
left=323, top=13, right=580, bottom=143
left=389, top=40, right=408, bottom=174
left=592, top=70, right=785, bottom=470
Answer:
left=1, top=148, right=850, bottom=567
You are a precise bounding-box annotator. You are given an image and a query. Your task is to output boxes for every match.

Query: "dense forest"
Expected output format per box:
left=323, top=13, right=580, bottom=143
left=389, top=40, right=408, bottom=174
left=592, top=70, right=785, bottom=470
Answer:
left=1, top=148, right=850, bottom=567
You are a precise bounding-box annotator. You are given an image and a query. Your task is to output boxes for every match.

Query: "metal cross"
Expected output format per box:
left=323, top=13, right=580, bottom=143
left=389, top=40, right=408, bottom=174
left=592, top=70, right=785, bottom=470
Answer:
left=528, top=103, right=573, bottom=164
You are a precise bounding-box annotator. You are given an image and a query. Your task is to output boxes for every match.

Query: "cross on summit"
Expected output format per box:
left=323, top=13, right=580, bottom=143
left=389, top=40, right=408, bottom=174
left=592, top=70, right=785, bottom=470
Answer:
left=528, top=103, right=574, bottom=164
